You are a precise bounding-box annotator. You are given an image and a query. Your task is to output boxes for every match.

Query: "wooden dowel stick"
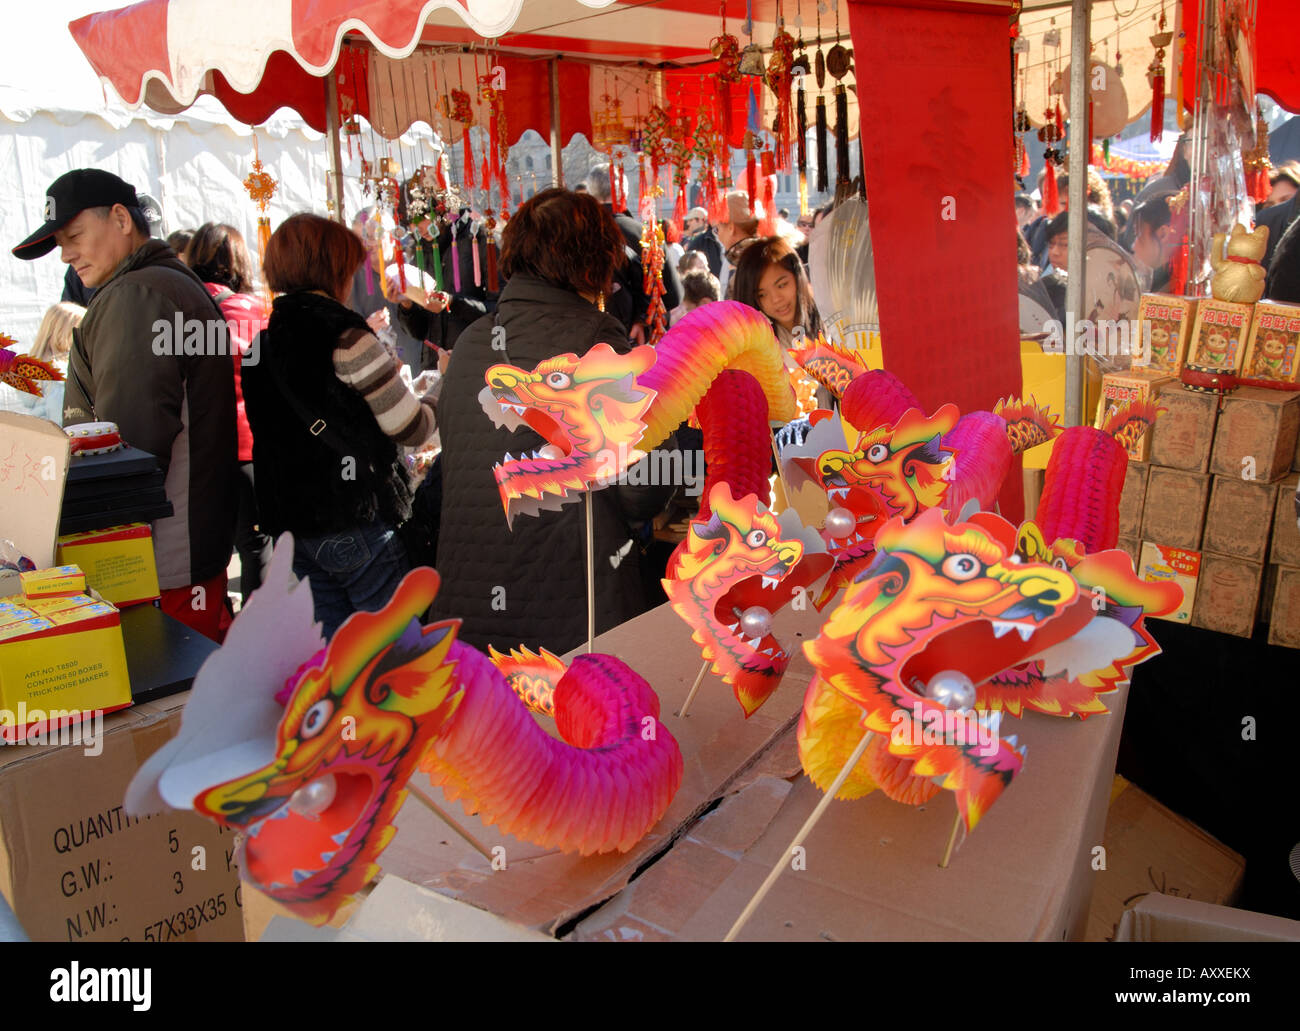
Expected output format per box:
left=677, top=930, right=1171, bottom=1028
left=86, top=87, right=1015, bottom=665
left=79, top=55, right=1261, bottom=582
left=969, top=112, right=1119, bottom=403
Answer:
left=677, top=658, right=711, bottom=719
left=407, top=783, right=494, bottom=862
left=585, top=491, right=596, bottom=654
left=724, top=729, right=873, bottom=942
left=939, top=808, right=963, bottom=869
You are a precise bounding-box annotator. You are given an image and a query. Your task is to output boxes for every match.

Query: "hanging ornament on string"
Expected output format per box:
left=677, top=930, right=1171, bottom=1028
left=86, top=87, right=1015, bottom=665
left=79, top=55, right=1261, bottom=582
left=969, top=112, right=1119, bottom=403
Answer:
left=743, top=84, right=761, bottom=217
left=242, top=132, right=277, bottom=298
left=711, top=3, right=742, bottom=148
left=766, top=5, right=796, bottom=171
left=1243, top=105, right=1272, bottom=204
left=827, top=0, right=852, bottom=190
left=1147, top=4, right=1172, bottom=143
left=812, top=0, right=828, bottom=194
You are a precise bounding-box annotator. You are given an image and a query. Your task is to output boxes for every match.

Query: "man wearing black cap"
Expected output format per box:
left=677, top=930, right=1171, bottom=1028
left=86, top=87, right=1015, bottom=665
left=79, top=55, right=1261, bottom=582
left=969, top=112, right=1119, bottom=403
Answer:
left=13, top=168, right=236, bottom=642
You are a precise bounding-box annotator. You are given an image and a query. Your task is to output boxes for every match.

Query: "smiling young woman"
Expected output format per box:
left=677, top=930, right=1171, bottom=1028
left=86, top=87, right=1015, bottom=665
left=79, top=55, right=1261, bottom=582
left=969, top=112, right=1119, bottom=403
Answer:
left=731, top=236, right=822, bottom=350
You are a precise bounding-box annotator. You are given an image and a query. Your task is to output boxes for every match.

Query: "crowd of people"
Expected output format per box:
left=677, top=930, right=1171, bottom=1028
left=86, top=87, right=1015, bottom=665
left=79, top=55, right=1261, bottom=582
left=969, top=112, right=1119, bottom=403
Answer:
left=6, top=151, right=1298, bottom=653
left=1014, top=145, right=1300, bottom=337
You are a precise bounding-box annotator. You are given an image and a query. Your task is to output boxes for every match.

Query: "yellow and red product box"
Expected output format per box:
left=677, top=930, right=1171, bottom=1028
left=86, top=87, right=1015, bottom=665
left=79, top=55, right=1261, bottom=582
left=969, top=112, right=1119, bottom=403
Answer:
left=55, top=523, right=159, bottom=607
left=19, top=565, right=86, bottom=600
left=0, top=589, right=131, bottom=731
left=1187, top=299, right=1254, bottom=374
left=23, top=594, right=97, bottom=617
left=1138, top=543, right=1201, bottom=624
left=1093, top=369, right=1173, bottom=462
left=1241, top=300, right=1300, bottom=387
left=1136, top=294, right=1197, bottom=375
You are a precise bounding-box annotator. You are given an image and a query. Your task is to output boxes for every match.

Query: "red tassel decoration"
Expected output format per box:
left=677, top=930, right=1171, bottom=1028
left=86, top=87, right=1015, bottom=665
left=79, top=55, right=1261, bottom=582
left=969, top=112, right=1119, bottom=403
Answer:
left=1042, top=160, right=1060, bottom=215
left=1149, top=65, right=1165, bottom=143
left=393, top=233, right=407, bottom=294
left=472, top=231, right=481, bottom=288
left=1169, top=239, right=1190, bottom=295
left=434, top=155, right=447, bottom=190
left=745, top=150, right=757, bottom=216
left=673, top=180, right=687, bottom=226
left=815, top=95, right=828, bottom=193
left=1054, top=102, right=1064, bottom=140
left=759, top=171, right=776, bottom=237
left=463, top=127, right=476, bottom=188
left=487, top=239, right=499, bottom=292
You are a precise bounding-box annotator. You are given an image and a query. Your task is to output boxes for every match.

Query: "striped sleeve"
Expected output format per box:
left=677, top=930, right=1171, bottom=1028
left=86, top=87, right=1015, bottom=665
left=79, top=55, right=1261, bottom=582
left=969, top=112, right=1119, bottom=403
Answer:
left=332, top=327, right=435, bottom=446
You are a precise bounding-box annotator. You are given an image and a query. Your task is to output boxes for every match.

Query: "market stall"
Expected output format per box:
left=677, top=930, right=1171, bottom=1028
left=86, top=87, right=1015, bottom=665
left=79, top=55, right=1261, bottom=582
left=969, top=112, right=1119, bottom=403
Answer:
left=0, top=0, right=1293, bottom=946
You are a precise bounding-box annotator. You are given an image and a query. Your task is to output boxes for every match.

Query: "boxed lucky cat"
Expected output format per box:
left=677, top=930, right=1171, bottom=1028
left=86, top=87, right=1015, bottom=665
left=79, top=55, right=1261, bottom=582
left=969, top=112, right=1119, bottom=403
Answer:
left=1136, top=294, right=1197, bottom=375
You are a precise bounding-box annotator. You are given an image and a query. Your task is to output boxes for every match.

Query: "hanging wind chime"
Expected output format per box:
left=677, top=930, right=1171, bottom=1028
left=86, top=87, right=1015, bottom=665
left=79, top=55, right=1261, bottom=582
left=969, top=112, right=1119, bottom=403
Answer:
left=793, top=1, right=811, bottom=215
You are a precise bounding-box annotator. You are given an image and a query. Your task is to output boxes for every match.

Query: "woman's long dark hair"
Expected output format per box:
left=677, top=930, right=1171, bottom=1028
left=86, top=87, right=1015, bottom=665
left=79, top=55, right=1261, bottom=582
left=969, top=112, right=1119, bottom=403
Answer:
left=731, top=235, right=822, bottom=338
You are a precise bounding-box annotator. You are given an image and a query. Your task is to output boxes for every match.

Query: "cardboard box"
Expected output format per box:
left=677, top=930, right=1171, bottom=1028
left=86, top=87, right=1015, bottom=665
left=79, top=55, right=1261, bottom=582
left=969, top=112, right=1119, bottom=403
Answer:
left=1018, top=342, right=1102, bottom=471
left=1115, top=893, right=1300, bottom=942
left=1149, top=384, right=1220, bottom=473
left=1270, top=474, right=1300, bottom=566
left=1241, top=299, right=1300, bottom=386
left=1202, top=475, right=1276, bottom=563
left=19, top=565, right=85, bottom=599
left=56, top=524, right=160, bottom=608
left=1085, top=779, right=1245, bottom=942
left=1188, top=298, right=1253, bottom=373
left=1261, top=563, right=1278, bottom=623
left=0, top=589, right=131, bottom=737
left=1138, top=542, right=1201, bottom=623
left=1210, top=385, right=1300, bottom=482
left=1135, top=294, right=1197, bottom=375
left=1116, top=536, right=1140, bottom=566
left=1094, top=370, right=1172, bottom=461
left=0, top=693, right=245, bottom=941
left=1118, top=462, right=1148, bottom=538
left=0, top=412, right=71, bottom=572
left=1191, top=552, right=1263, bottom=638
left=1141, top=467, right=1211, bottom=549
left=1268, top=565, right=1300, bottom=649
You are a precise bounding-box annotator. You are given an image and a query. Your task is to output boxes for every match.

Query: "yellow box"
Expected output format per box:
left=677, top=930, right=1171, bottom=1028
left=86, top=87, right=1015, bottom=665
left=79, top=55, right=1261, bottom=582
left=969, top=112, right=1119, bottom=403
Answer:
left=1137, top=542, right=1201, bottom=624
left=56, top=524, right=160, bottom=607
left=1135, top=294, right=1198, bottom=376
left=1093, top=369, right=1174, bottom=462
left=24, top=594, right=96, bottom=617
left=1019, top=341, right=1101, bottom=470
left=47, top=602, right=117, bottom=626
left=1188, top=299, right=1253, bottom=373
left=0, top=600, right=131, bottom=731
left=0, top=617, right=54, bottom=641
left=19, top=565, right=86, bottom=599
left=1241, top=300, right=1300, bottom=386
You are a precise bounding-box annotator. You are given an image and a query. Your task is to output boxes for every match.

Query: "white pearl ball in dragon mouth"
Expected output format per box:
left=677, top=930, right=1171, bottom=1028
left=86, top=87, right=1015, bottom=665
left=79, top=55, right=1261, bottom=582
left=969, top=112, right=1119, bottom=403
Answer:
left=925, top=670, right=977, bottom=712
left=287, top=774, right=338, bottom=819
left=537, top=444, right=565, bottom=461
left=739, top=605, right=774, bottom=639
left=824, top=506, right=856, bottom=539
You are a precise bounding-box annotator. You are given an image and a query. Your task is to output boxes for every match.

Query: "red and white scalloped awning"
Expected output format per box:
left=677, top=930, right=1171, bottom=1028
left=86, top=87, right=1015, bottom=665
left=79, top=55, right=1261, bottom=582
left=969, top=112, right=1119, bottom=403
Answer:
left=70, top=0, right=791, bottom=132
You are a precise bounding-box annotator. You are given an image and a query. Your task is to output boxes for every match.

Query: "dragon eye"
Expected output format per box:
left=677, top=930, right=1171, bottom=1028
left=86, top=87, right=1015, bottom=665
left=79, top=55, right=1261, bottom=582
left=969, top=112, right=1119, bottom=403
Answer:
left=942, top=554, right=982, bottom=581
left=745, top=529, right=768, bottom=548
left=300, top=699, right=334, bottom=740
left=866, top=443, right=889, bottom=463
left=1053, top=557, right=1069, bottom=571
left=545, top=371, right=572, bottom=389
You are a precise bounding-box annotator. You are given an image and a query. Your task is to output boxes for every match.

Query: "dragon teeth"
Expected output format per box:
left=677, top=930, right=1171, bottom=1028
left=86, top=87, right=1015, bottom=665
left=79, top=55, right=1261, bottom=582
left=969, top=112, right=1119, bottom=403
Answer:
left=761, top=647, right=775, bottom=656
left=503, top=452, right=516, bottom=463
left=269, top=807, right=291, bottom=821
left=1015, top=625, right=1034, bottom=641
left=320, top=850, right=337, bottom=864
left=727, top=622, right=740, bottom=633
left=331, top=831, right=349, bottom=846
left=292, top=868, right=315, bottom=884
left=991, top=621, right=1015, bottom=639
left=762, top=575, right=780, bottom=589
left=747, top=636, right=763, bottom=649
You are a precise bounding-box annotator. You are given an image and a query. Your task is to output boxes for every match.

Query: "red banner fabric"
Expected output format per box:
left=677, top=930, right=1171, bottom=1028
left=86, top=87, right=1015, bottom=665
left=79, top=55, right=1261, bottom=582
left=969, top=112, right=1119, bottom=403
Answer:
left=1182, top=0, right=1300, bottom=116
left=847, top=0, right=1023, bottom=521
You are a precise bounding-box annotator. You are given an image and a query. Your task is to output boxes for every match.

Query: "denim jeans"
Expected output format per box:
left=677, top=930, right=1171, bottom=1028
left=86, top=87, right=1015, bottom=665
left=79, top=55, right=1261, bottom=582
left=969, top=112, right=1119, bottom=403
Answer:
left=292, top=522, right=411, bottom=638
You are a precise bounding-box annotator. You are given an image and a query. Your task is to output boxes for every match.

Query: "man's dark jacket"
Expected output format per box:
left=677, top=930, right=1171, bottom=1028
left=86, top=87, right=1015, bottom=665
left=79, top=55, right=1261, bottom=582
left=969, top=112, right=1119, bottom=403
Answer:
left=603, top=205, right=682, bottom=334
left=64, top=240, right=235, bottom=590
left=686, top=227, right=724, bottom=278
left=431, top=273, right=675, bottom=653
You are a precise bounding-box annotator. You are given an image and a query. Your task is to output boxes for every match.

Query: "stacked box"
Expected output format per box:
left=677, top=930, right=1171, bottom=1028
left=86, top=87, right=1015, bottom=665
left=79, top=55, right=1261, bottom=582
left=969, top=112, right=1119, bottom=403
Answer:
left=1271, top=474, right=1300, bottom=567
left=1118, top=462, right=1148, bottom=539
left=1136, top=294, right=1198, bottom=375
left=1138, top=543, right=1200, bottom=624
left=1202, top=477, right=1276, bottom=563
left=1142, top=468, right=1211, bottom=550
left=1241, top=300, right=1300, bottom=387
left=1150, top=385, right=1219, bottom=473
left=1210, top=386, right=1300, bottom=482
left=1192, top=553, right=1263, bottom=638
left=1094, top=371, right=1173, bottom=461
left=1270, top=567, right=1300, bottom=648
left=1188, top=299, right=1253, bottom=374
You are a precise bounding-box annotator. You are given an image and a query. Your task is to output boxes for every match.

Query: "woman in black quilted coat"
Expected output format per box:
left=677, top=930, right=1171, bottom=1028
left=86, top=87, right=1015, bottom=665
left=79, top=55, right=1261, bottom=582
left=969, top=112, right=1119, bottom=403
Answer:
left=430, top=189, right=677, bottom=653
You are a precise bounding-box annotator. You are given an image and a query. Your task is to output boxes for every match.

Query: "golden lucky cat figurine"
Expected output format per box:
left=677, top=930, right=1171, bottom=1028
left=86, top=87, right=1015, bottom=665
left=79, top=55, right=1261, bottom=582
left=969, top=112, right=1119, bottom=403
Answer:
left=1210, top=223, right=1268, bottom=304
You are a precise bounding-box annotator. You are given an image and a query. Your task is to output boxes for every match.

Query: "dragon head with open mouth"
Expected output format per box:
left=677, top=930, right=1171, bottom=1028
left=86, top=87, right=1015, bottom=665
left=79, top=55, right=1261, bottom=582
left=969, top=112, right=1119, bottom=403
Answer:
left=978, top=522, right=1183, bottom=718
left=799, top=507, right=1098, bottom=829
left=478, top=342, right=657, bottom=525
left=784, top=405, right=958, bottom=610
left=664, top=482, right=833, bottom=716
left=192, top=568, right=463, bottom=923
